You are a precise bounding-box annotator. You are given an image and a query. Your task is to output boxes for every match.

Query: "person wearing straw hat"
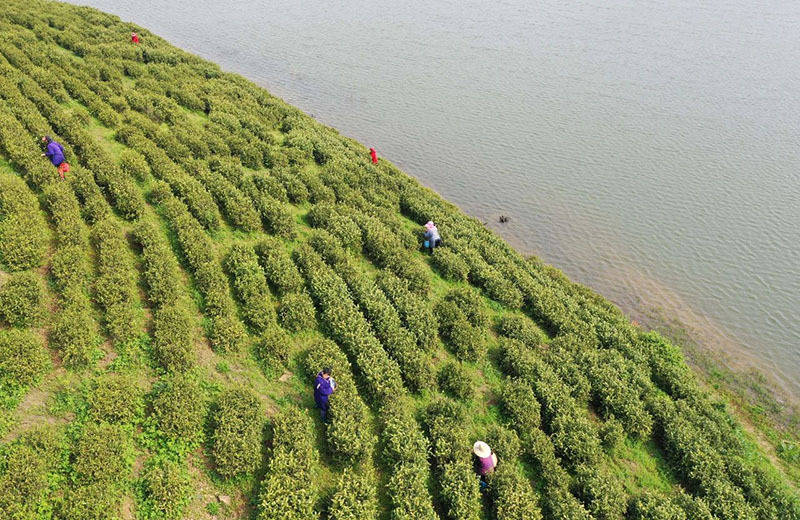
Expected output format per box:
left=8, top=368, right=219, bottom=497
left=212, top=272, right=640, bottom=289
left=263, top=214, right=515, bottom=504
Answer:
left=423, top=221, right=442, bottom=253
left=473, top=440, right=498, bottom=487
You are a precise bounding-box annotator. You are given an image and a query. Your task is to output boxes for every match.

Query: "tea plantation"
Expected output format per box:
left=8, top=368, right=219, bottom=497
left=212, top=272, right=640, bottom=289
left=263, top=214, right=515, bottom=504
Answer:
left=0, top=1, right=797, bottom=519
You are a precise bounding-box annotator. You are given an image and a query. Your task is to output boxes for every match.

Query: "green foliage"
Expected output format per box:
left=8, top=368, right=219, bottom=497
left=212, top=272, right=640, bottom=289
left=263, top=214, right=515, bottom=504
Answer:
left=88, top=373, right=145, bottom=425
left=0, top=271, right=44, bottom=327
left=435, top=294, right=488, bottom=362
left=431, top=247, right=469, bottom=282
left=497, top=314, right=547, bottom=348
left=255, top=325, right=291, bottom=369
left=92, top=217, right=142, bottom=346
left=438, top=360, right=475, bottom=400
left=0, top=328, right=50, bottom=394
left=628, top=492, right=687, bottom=520
left=72, top=421, right=133, bottom=486
left=597, top=416, right=623, bottom=457
left=150, top=374, right=205, bottom=446
left=152, top=305, right=195, bottom=373
left=119, top=147, right=151, bottom=181
left=161, top=194, right=245, bottom=352
left=277, top=292, right=316, bottom=332
left=484, top=425, right=522, bottom=461
left=141, top=458, right=192, bottom=520
left=256, top=406, right=318, bottom=520
left=254, top=237, right=305, bottom=296
left=487, top=463, right=543, bottom=520
left=0, top=173, right=48, bottom=270
left=224, top=244, right=276, bottom=332
left=328, top=467, right=379, bottom=520
left=211, top=387, right=263, bottom=478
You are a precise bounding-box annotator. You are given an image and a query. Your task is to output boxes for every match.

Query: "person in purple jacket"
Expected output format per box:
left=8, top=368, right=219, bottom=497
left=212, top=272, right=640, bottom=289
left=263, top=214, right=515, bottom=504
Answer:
left=473, top=440, right=498, bottom=489
left=41, top=136, right=69, bottom=179
left=314, top=367, right=336, bottom=422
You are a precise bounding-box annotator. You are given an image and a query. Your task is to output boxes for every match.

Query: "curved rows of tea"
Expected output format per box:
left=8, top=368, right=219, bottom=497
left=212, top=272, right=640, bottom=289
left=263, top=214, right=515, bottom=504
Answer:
left=0, top=1, right=797, bottom=519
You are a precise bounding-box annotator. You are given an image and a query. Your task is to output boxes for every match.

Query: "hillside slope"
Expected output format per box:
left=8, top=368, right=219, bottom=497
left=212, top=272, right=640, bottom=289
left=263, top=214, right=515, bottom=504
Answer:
left=0, top=1, right=797, bottom=519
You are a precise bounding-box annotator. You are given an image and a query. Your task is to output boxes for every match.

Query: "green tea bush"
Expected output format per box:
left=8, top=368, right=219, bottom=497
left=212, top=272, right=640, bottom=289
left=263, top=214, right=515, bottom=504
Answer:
left=72, top=422, right=133, bottom=485
left=43, top=182, right=89, bottom=248
left=0, top=328, right=50, bottom=392
left=600, top=415, right=625, bottom=454
left=435, top=300, right=486, bottom=362
left=443, top=287, right=489, bottom=328
left=256, top=406, right=318, bottom=520
left=68, top=165, right=111, bottom=224
left=152, top=305, right=195, bottom=372
left=161, top=195, right=245, bottom=352
left=244, top=182, right=296, bottom=238
left=573, top=464, right=627, bottom=520
left=324, top=251, right=433, bottom=392
left=224, top=244, right=276, bottom=333
left=248, top=172, right=288, bottom=202
left=211, top=387, right=263, bottom=478
left=92, top=218, right=142, bottom=345
left=483, top=425, right=522, bottom=462
left=88, top=373, right=145, bottom=425
left=328, top=467, right=379, bottom=520
left=360, top=215, right=430, bottom=295
left=496, top=314, right=547, bottom=348
left=0, top=173, right=48, bottom=270
left=375, top=271, right=435, bottom=351
left=307, top=202, right=363, bottom=253
left=628, top=492, right=687, bottom=520
left=133, top=219, right=182, bottom=308
left=255, top=324, right=291, bottom=370
left=254, top=237, right=305, bottom=296
left=141, top=458, right=192, bottom=520
left=118, top=147, right=151, bottom=181
left=381, top=399, right=438, bottom=520
left=584, top=350, right=653, bottom=439
left=0, top=443, right=50, bottom=518
left=277, top=292, right=316, bottom=332
left=437, top=360, right=475, bottom=400
left=280, top=171, right=310, bottom=203
left=118, top=129, right=220, bottom=229
left=431, top=247, right=469, bottom=282
left=499, top=378, right=541, bottom=431
left=150, top=374, right=206, bottom=446
left=0, top=271, right=44, bottom=327
left=51, top=302, right=99, bottom=368
left=193, top=162, right=261, bottom=232
left=487, top=463, right=543, bottom=520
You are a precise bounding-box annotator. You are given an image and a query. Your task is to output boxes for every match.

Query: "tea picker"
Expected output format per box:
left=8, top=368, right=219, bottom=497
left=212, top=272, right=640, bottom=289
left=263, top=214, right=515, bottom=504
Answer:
left=41, top=136, right=70, bottom=180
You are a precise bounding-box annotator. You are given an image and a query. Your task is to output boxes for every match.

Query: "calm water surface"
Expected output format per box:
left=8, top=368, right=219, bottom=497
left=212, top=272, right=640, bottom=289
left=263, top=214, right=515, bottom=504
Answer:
left=67, top=0, right=800, bottom=398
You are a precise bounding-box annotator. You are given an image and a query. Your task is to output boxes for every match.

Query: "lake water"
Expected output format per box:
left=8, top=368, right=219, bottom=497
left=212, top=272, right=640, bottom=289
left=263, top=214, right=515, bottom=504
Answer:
left=65, top=0, right=800, bottom=399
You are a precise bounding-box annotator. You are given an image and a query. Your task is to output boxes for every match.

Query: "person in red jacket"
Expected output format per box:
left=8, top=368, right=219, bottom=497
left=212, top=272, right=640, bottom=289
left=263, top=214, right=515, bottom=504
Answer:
left=369, top=147, right=378, bottom=164
left=131, top=32, right=140, bottom=44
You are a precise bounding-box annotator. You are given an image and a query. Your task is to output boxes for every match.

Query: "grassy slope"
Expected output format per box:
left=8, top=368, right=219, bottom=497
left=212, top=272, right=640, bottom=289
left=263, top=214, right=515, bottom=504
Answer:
left=0, top=2, right=796, bottom=520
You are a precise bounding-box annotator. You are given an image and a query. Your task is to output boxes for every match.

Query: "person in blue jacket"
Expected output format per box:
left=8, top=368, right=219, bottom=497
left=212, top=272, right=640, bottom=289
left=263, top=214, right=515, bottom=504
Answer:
left=314, top=367, right=336, bottom=422
left=41, top=135, right=69, bottom=179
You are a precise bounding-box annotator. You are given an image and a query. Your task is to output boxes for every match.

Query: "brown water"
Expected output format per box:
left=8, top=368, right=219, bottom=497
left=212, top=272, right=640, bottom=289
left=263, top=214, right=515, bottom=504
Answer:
left=66, top=0, right=800, bottom=399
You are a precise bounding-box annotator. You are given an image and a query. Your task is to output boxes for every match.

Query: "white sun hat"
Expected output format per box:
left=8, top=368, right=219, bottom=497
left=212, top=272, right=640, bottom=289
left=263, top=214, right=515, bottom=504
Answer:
left=473, top=441, right=491, bottom=458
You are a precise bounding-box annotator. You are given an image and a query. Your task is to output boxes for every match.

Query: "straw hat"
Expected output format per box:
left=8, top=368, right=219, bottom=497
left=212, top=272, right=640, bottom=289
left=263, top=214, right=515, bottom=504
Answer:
left=473, top=441, right=491, bottom=458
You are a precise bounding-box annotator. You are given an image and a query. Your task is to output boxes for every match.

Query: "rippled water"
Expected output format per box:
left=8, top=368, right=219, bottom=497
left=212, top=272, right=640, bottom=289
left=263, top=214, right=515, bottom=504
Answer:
left=66, top=0, right=800, bottom=398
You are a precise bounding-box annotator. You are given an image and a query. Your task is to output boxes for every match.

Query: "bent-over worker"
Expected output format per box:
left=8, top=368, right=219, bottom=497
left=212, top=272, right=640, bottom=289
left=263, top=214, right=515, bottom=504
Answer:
left=41, top=136, right=69, bottom=180
left=423, top=221, right=442, bottom=252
